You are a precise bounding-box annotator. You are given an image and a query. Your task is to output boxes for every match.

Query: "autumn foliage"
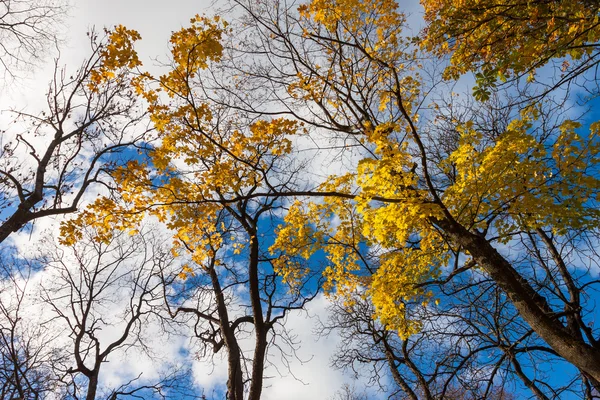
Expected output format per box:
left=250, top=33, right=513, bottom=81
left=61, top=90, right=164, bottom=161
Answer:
left=40, top=0, right=600, bottom=396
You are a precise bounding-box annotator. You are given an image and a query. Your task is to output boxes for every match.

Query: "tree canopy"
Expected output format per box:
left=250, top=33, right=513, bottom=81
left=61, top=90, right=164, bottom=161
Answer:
left=2, top=0, right=600, bottom=398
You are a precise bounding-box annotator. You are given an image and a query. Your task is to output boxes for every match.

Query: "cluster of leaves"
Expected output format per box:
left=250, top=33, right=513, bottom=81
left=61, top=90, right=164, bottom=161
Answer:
left=422, top=0, right=600, bottom=99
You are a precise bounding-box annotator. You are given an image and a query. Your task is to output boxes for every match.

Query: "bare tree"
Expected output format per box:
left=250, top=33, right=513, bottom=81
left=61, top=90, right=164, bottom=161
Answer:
left=328, top=383, right=368, bottom=400
left=0, top=0, right=66, bottom=77
left=0, top=247, right=70, bottom=399
left=38, top=225, right=192, bottom=400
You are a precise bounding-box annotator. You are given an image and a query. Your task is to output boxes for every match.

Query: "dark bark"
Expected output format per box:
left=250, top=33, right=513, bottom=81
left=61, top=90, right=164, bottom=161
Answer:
left=382, top=338, right=420, bottom=400
left=85, top=371, right=99, bottom=400
left=437, top=217, right=600, bottom=383
left=248, top=233, right=267, bottom=400
left=0, top=32, right=146, bottom=246
left=40, top=228, right=169, bottom=399
left=207, top=260, right=244, bottom=400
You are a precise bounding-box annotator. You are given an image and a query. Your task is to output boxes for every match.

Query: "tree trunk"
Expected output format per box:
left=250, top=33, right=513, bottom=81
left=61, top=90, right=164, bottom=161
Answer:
left=225, top=342, right=244, bottom=400
left=86, top=373, right=99, bottom=400
left=437, top=217, right=600, bottom=382
left=207, top=261, right=244, bottom=400
left=248, top=233, right=266, bottom=400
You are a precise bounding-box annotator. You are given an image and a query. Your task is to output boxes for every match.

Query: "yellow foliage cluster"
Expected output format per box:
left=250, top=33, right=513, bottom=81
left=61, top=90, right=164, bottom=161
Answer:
left=422, top=0, right=600, bottom=81
left=89, top=25, right=142, bottom=90
left=299, top=0, right=404, bottom=55
left=62, top=20, right=303, bottom=282
left=162, top=15, right=226, bottom=97
left=443, top=115, right=600, bottom=240
left=290, top=0, right=418, bottom=121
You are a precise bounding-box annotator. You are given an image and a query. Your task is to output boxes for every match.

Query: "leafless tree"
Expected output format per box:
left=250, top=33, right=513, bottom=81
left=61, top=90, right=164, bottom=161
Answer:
left=0, top=247, right=70, bottom=399
left=320, top=279, right=566, bottom=399
left=328, top=383, right=368, bottom=400
left=38, top=225, right=195, bottom=400
left=0, top=0, right=66, bottom=78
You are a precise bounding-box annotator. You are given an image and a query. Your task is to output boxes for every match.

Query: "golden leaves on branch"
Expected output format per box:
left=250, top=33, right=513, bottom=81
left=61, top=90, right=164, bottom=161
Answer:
left=422, top=0, right=600, bottom=84
left=89, top=25, right=142, bottom=91
left=442, top=115, right=600, bottom=241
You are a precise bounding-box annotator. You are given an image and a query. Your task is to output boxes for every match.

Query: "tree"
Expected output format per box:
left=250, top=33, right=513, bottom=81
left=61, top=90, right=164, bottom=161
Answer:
left=0, top=27, right=148, bottom=245
left=421, top=0, right=600, bottom=100
left=210, top=0, right=600, bottom=388
left=328, top=383, right=368, bottom=400
left=320, top=266, right=585, bottom=399
left=59, top=19, right=321, bottom=399
left=50, top=0, right=600, bottom=396
left=39, top=225, right=195, bottom=400
left=0, top=0, right=67, bottom=77
left=159, top=196, right=320, bottom=400
left=0, top=248, right=68, bottom=399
